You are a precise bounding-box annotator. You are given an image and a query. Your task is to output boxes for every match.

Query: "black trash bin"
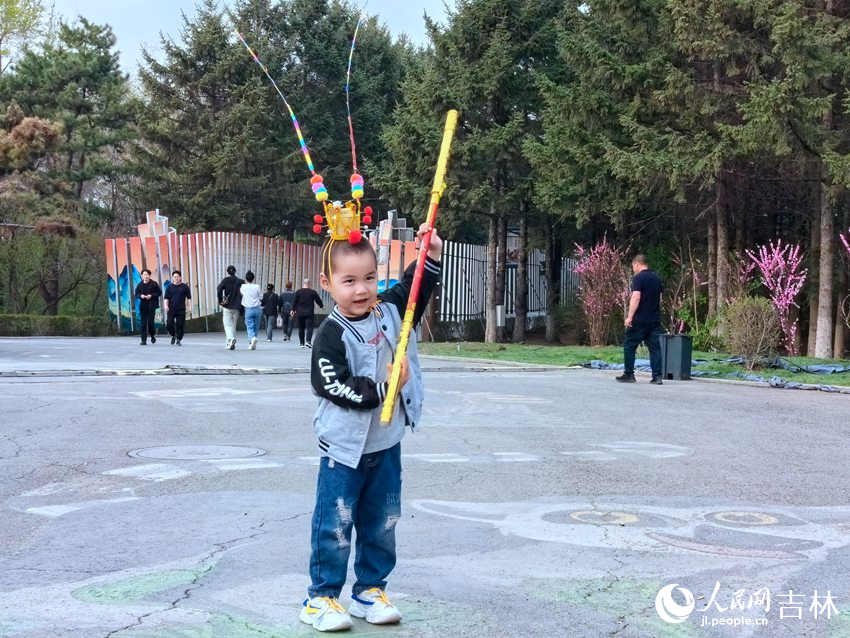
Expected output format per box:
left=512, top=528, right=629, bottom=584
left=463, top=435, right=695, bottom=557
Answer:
left=660, top=334, right=692, bottom=380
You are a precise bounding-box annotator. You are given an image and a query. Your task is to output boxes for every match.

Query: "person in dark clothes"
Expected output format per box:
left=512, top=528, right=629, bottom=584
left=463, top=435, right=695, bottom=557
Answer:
left=134, top=269, right=161, bottom=345
left=291, top=278, right=324, bottom=348
left=163, top=270, right=192, bottom=346
left=262, top=283, right=280, bottom=342
left=617, top=254, right=665, bottom=384
left=217, top=265, right=244, bottom=350
left=277, top=281, right=295, bottom=341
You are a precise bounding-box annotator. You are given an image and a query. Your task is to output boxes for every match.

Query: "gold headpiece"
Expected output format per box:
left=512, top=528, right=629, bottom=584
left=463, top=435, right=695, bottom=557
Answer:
left=312, top=191, right=373, bottom=244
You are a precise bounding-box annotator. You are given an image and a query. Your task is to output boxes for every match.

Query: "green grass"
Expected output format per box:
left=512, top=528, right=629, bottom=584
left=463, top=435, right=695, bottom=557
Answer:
left=418, top=341, right=850, bottom=388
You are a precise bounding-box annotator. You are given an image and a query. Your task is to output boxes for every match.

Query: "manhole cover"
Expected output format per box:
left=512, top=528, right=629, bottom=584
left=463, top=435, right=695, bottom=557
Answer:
left=128, top=445, right=267, bottom=460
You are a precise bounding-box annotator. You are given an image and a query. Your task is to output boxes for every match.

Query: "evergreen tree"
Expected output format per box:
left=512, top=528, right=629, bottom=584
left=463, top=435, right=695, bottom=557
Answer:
left=0, top=18, right=136, bottom=220
left=133, top=0, right=408, bottom=236
left=377, top=0, right=565, bottom=342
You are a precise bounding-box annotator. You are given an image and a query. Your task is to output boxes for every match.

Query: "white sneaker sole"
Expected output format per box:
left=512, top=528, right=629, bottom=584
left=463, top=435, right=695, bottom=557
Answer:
left=348, top=600, right=402, bottom=624
left=299, top=608, right=353, bottom=632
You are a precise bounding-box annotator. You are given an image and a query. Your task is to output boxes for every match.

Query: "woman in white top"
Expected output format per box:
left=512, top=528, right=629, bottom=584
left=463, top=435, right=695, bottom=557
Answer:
left=240, top=271, right=263, bottom=349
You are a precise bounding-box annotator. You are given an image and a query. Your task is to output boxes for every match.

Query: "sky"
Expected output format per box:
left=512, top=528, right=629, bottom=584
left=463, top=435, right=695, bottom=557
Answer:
left=48, top=0, right=449, bottom=76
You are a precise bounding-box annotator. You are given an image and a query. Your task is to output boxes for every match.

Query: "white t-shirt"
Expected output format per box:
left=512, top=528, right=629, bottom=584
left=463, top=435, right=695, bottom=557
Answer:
left=240, top=283, right=262, bottom=308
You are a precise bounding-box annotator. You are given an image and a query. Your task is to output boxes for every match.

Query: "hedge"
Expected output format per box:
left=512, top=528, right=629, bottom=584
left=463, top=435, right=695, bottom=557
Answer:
left=0, top=315, right=119, bottom=337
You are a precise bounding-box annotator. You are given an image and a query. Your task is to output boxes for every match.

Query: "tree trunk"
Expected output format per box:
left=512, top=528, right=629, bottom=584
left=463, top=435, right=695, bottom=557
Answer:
left=513, top=210, right=529, bottom=343
left=38, top=254, right=62, bottom=316
left=544, top=223, right=562, bottom=342
left=814, top=163, right=834, bottom=359
left=835, top=205, right=850, bottom=358
left=495, top=213, right=508, bottom=342
left=485, top=208, right=498, bottom=343
left=807, top=196, right=821, bottom=356
left=715, top=172, right=730, bottom=309
left=707, top=215, right=717, bottom=317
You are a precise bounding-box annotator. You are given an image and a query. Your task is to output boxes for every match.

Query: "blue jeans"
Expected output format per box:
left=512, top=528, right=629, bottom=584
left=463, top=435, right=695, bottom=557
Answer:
left=308, top=443, right=402, bottom=599
left=244, top=306, right=262, bottom=340
left=624, top=321, right=663, bottom=376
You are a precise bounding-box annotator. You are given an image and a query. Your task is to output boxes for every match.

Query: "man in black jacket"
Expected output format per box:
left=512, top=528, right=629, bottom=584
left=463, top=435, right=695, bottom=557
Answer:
left=163, top=270, right=192, bottom=346
left=291, top=278, right=324, bottom=348
left=134, top=269, right=162, bottom=345
left=217, top=265, right=243, bottom=350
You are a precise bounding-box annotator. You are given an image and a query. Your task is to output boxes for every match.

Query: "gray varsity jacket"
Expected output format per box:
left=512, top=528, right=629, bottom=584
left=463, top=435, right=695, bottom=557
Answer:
left=309, top=257, right=441, bottom=468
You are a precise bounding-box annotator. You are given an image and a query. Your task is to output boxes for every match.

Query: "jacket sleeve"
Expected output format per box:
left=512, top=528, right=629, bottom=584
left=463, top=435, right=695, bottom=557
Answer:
left=314, top=290, right=324, bottom=308
left=311, top=324, right=385, bottom=410
left=152, top=283, right=161, bottom=299
left=379, top=256, right=441, bottom=326
left=134, top=283, right=143, bottom=300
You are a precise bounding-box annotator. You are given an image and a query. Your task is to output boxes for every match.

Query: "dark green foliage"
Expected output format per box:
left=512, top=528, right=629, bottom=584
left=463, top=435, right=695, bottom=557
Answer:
left=132, top=0, right=410, bottom=236
left=0, top=313, right=117, bottom=336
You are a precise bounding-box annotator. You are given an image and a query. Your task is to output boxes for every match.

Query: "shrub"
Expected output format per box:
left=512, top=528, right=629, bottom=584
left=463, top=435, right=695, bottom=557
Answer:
left=573, top=237, right=629, bottom=346
left=0, top=314, right=118, bottom=337
left=722, top=297, right=780, bottom=370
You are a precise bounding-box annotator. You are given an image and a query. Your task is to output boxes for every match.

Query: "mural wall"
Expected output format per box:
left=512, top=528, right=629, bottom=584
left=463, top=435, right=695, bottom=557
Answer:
left=105, top=211, right=417, bottom=333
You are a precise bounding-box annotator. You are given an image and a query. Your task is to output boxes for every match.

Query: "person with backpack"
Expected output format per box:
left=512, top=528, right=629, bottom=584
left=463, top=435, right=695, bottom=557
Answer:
left=261, top=283, right=280, bottom=342
left=277, top=281, right=296, bottom=341
left=217, top=265, right=243, bottom=350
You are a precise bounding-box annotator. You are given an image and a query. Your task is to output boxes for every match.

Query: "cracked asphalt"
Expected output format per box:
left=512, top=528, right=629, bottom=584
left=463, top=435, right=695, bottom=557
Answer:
left=1, top=334, right=849, bottom=637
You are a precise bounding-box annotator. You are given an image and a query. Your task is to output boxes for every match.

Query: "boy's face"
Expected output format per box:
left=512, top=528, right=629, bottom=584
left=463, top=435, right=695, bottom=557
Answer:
left=320, top=252, right=378, bottom=318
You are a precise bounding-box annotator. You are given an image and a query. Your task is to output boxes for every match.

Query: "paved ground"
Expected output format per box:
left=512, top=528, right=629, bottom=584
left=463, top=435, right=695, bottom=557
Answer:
left=1, top=333, right=849, bottom=637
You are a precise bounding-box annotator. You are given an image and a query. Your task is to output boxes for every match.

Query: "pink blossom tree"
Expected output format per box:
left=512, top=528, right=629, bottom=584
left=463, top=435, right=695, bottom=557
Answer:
left=745, top=240, right=807, bottom=356
left=573, top=237, right=629, bottom=346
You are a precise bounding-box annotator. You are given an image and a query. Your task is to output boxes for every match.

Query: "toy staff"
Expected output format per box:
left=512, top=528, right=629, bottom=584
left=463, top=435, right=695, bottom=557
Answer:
left=380, top=109, right=459, bottom=425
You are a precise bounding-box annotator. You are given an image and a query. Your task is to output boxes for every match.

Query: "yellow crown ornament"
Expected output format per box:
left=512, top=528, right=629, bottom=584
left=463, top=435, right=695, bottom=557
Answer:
left=311, top=181, right=373, bottom=244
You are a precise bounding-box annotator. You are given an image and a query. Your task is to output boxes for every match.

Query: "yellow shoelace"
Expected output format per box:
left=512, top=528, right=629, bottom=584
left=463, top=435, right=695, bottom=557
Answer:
left=316, top=597, right=347, bottom=613
left=363, top=588, right=394, bottom=606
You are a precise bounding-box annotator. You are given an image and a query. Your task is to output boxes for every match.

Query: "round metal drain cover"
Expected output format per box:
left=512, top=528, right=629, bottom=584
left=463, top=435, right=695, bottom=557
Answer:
left=128, top=445, right=266, bottom=460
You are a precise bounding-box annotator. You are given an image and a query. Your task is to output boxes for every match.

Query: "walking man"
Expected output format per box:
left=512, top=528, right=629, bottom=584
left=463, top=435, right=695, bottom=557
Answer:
left=134, top=269, right=161, bottom=345
left=163, top=270, right=192, bottom=346
left=277, top=281, right=295, bottom=341
left=617, top=254, right=664, bottom=384
left=291, top=278, right=324, bottom=348
left=217, top=265, right=243, bottom=350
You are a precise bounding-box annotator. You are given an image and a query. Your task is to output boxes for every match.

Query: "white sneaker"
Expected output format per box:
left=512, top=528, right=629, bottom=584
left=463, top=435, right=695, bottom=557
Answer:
left=300, top=596, right=353, bottom=632
left=249, top=337, right=257, bottom=350
left=349, top=588, right=402, bottom=625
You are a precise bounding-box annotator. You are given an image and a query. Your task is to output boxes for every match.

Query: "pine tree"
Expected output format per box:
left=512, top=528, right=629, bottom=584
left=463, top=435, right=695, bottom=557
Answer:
left=0, top=18, right=136, bottom=220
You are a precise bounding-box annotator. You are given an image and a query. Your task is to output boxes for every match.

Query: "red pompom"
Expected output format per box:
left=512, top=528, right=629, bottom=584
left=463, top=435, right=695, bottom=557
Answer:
left=310, top=174, right=324, bottom=184
left=363, top=206, right=373, bottom=216
left=350, top=173, right=363, bottom=183
left=348, top=230, right=362, bottom=244
left=363, top=216, right=372, bottom=225
left=313, top=224, right=323, bottom=234
left=313, top=214, right=323, bottom=224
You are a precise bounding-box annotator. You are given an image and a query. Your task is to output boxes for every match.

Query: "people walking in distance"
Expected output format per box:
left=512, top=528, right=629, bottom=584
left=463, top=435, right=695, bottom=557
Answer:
left=217, top=265, right=244, bottom=350
left=262, top=283, right=279, bottom=342
left=134, top=269, right=161, bottom=345
left=616, top=254, right=665, bottom=384
left=163, top=270, right=192, bottom=346
left=292, top=278, right=324, bottom=348
left=300, top=224, right=442, bottom=632
left=278, top=281, right=295, bottom=341
left=240, top=271, right=263, bottom=350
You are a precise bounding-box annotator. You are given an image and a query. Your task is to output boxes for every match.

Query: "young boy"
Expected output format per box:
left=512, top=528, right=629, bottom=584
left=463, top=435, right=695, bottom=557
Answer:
left=300, top=223, right=442, bottom=632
